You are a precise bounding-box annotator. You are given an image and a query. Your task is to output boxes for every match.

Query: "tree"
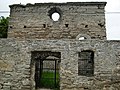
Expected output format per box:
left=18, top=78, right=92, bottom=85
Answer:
left=0, top=16, right=9, bottom=38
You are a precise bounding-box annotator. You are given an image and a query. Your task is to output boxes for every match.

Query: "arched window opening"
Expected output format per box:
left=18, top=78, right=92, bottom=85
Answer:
left=76, top=34, right=91, bottom=40
left=79, top=37, right=86, bottom=40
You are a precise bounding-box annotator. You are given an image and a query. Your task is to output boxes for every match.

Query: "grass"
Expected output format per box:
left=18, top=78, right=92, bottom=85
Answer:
left=40, top=71, right=60, bottom=90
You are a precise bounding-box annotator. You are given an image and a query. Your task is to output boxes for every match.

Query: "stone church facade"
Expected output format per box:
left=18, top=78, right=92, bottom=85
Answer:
left=0, top=2, right=120, bottom=90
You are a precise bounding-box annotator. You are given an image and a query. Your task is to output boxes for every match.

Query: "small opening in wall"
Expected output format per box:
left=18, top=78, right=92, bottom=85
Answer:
left=51, top=12, right=60, bottom=21
left=88, top=61, right=92, bottom=63
left=85, top=25, right=88, bottom=28
left=10, top=26, right=12, bottom=28
left=43, top=24, right=46, bottom=28
left=84, top=87, right=89, bottom=89
left=65, top=24, right=69, bottom=28
left=98, top=23, right=104, bottom=27
left=79, top=37, right=86, bottom=40
left=48, top=7, right=62, bottom=22
left=24, top=26, right=26, bottom=28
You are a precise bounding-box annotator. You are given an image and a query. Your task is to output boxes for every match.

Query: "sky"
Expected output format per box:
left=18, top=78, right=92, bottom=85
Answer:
left=0, top=0, right=120, bottom=40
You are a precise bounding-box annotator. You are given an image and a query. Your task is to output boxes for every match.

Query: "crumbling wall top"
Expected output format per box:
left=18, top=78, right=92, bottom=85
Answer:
left=9, top=2, right=107, bottom=8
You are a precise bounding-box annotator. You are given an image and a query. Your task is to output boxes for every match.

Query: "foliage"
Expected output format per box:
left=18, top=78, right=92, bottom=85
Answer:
left=40, top=71, right=60, bottom=90
left=0, top=16, right=9, bottom=38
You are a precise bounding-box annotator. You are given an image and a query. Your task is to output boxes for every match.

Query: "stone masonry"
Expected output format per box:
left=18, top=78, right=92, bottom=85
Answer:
left=8, top=2, right=106, bottom=40
left=0, top=39, right=120, bottom=90
left=0, top=2, right=120, bottom=90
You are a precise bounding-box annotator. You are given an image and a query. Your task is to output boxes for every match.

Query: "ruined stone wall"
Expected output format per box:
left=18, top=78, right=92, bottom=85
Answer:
left=60, top=40, right=120, bottom=90
left=0, top=39, right=120, bottom=90
left=0, top=39, right=31, bottom=90
left=8, top=2, right=106, bottom=40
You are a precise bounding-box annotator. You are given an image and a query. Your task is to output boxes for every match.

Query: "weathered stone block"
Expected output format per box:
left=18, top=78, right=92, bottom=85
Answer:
left=0, top=60, right=13, bottom=71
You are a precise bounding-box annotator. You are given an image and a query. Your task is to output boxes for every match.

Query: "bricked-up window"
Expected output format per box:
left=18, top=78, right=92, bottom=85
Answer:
left=78, top=50, right=94, bottom=76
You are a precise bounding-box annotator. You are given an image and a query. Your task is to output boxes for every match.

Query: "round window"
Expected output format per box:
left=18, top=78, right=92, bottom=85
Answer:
left=51, top=12, right=60, bottom=21
left=48, top=7, right=62, bottom=22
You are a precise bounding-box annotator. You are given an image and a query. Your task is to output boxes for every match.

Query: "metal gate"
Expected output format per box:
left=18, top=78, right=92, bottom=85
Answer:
left=34, top=52, right=60, bottom=90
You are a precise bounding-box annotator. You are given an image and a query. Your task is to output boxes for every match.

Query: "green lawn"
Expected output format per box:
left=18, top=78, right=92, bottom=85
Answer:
left=40, top=71, right=60, bottom=90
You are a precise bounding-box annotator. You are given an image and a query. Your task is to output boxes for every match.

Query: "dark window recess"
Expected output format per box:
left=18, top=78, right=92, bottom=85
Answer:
left=24, top=25, right=27, bottom=28
left=78, top=50, right=94, bottom=76
left=65, top=24, right=69, bottom=27
left=43, top=24, right=46, bottom=28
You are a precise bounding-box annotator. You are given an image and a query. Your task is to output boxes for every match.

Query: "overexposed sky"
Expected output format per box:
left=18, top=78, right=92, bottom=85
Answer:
left=0, top=0, right=120, bottom=40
